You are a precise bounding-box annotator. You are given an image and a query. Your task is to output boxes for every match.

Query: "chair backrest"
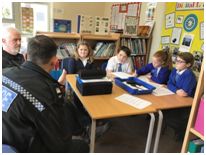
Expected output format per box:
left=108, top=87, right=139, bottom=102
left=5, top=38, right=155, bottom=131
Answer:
left=101, top=61, right=108, bottom=71
left=60, top=57, right=70, bottom=72
left=2, top=144, right=18, bottom=153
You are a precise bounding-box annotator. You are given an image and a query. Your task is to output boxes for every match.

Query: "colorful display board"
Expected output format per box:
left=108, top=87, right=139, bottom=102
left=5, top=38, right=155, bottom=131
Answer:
left=160, top=2, right=204, bottom=72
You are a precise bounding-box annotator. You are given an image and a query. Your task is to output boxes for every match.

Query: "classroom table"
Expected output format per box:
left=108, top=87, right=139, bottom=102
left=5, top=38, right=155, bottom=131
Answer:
left=66, top=74, right=156, bottom=153
left=66, top=74, right=193, bottom=153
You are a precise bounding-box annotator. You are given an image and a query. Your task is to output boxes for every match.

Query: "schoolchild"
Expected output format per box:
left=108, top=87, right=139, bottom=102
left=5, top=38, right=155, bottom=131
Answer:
left=106, top=46, right=134, bottom=74
left=164, top=52, right=197, bottom=140
left=135, top=48, right=172, bottom=84
left=62, top=40, right=96, bottom=73
left=167, top=52, right=197, bottom=97
left=62, top=41, right=110, bottom=138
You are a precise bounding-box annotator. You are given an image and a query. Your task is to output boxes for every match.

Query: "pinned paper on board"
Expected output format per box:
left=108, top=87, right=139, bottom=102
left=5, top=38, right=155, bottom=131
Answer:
left=161, top=36, right=170, bottom=44
left=179, top=33, right=194, bottom=52
left=176, top=15, right=184, bottom=24
left=171, top=27, right=182, bottom=45
left=124, top=16, right=138, bottom=35
left=165, top=12, right=175, bottom=29
left=200, top=22, right=204, bottom=40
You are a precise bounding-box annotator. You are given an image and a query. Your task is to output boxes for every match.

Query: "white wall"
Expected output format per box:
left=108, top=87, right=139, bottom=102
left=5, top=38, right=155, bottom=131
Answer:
left=52, top=2, right=106, bottom=33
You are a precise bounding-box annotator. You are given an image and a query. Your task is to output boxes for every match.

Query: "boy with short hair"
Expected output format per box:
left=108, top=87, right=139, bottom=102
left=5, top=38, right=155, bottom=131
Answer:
left=164, top=52, right=197, bottom=141
left=167, top=52, right=197, bottom=97
left=106, top=46, right=133, bottom=74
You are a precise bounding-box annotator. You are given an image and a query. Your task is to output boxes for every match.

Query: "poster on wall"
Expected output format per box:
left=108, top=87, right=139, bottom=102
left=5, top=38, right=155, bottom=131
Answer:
left=165, top=12, right=175, bottom=29
left=200, top=22, right=204, bottom=40
left=145, top=2, right=157, bottom=22
left=183, top=14, right=198, bottom=32
left=171, top=27, right=182, bottom=45
left=179, top=33, right=194, bottom=52
left=161, top=36, right=170, bottom=44
left=110, top=3, right=141, bottom=32
left=176, top=2, right=204, bottom=11
left=21, top=7, right=34, bottom=34
left=124, top=16, right=138, bottom=35
left=54, top=19, right=71, bottom=33
left=94, top=16, right=110, bottom=35
left=176, top=16, right=184, bottom=24
left=77, top=15, right=94, bottom=33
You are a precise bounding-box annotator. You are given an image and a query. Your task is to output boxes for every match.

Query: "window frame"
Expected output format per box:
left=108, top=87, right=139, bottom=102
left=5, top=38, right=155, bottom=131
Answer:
left=2, top=2, right=15, bottom=23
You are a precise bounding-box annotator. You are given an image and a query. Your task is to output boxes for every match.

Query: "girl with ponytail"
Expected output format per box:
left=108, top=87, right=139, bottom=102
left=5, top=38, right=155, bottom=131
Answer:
left=135, top=48, right=172, bottom=84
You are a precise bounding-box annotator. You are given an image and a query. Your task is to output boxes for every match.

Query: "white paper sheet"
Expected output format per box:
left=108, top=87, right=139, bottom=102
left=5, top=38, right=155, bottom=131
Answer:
left=115, top=94, right=152, bottom=109
left=127, top=4, right=138, bottom=16
left=138, top=76, right=162, bottom=88
left=152, top=87, right=174, bottom=96
left=171, top=27, right=182, bottom=44
left=112, top=72, right=133, bottom=79
left=81, top=77, right=112, bottom=83
left=138, top=75, right=174, bottom=96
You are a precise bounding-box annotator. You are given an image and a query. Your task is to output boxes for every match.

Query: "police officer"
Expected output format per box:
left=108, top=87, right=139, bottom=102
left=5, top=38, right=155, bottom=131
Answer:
left=2, top=35, right=89, bottom=153
left=2, top=27, right=25, bottom=69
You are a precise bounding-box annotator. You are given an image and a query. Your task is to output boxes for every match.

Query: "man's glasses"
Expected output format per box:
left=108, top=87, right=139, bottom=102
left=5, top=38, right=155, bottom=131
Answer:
left=175, top=59, right=186, bottom=64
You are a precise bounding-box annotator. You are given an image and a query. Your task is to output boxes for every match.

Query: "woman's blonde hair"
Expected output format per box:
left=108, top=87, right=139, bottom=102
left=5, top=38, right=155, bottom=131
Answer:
left=74, top=40, right=94, bottom=63
left=153, top=48, right=172, bottom=69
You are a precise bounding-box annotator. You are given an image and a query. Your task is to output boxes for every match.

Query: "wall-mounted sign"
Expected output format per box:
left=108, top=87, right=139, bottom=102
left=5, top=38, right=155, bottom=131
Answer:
left=183, top=14, right=198, bottom=32
left=165, top=12, right=175, bottom=29
left=179, top=33, right=194, bottom=52
left=176, top=2, right=204, bottom=10
left=171, top=27, right=182, bottom=45
left=54, top=19, right=71, bottom=33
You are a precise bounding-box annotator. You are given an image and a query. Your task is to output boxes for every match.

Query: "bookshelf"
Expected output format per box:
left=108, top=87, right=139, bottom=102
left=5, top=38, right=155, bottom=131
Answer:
left=120, top=35, right=152, bottom=69
left=36, top=32, right=153, bottom=70
left=81, top=33, right=120, bottom=59
left=181, top=62, right=204, bottom=153
left=81, top=33, right=120, bottom=68
left=36, top=32, right=81, bottom=45
left=36, top=32, right=81, bottom=60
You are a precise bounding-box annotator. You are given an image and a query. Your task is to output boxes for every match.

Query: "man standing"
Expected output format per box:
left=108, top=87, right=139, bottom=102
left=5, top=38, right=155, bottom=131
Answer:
left=2, top=27, right=24, bottom=68
left=2, top=35, right=89, bottom=152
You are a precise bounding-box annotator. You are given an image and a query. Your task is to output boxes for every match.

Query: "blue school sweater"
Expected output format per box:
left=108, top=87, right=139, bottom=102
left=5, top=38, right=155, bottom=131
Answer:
left=167, top=68, right=197, bottom=97
left=136, top=63, right=171, bottom=84
left=61, top=57, right=95, bottom=74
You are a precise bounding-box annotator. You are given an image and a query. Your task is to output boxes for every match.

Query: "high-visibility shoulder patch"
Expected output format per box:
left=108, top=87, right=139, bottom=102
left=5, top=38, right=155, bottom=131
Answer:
left=2, top=86, right=17, bottom=112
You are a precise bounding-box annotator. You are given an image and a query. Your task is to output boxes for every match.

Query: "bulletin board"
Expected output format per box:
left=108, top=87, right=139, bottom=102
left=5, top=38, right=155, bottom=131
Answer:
left=21, top=7, right=34, bottom=34
left=110, top=2, right=141, bottom=31
left=160, top=2, right=204, bottom=72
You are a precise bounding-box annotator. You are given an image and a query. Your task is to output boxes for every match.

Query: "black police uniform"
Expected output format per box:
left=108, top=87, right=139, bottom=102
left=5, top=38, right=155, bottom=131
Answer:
left=2, top=61, right=89, bottom=153
left=2, top=49, right=24, bottom=69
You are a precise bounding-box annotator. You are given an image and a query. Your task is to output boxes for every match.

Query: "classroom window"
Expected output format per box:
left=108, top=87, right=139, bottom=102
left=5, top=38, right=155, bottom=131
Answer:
left=2, top=2, right=16, bottom=28
left=2, top=2, right=14, bottom=20
left=21, top=3, right=49, bottom=34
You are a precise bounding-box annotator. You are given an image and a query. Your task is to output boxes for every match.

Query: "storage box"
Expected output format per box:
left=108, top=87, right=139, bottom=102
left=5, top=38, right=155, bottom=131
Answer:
left=188, top=139, right=204, bottom=153
left=194, top=97, right=204, bottom=136
left=115, top=77, right=156, bottom=95
left=76, top=76, right=112, bottom=96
